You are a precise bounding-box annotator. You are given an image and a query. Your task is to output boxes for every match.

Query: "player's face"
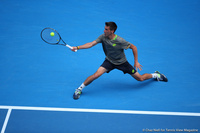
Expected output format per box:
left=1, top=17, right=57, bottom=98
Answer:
left=104, top=26, right=113, bottom=37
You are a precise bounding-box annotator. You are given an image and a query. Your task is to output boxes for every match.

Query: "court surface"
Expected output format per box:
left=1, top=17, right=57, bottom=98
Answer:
left=0, top=0, right=200, bottom=132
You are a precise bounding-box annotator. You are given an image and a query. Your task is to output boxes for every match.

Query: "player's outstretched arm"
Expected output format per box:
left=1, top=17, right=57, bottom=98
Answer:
left=71, top=41, right=98, bottom=52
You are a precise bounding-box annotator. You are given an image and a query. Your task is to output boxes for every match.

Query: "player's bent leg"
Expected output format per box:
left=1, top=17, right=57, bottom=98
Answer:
left=131, top=72, right=152, bottom=81
left=131, top=71, right=168, bottom=82
left=84, top=66, right=107, bottom=86
left=73, top=67, right=107, bottom=100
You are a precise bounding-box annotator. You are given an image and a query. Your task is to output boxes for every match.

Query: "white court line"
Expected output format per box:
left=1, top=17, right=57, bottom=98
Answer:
left=1, top=108, right=12, bottom=133
left=1, top=106, right=200, bottom=133
left=0, top=105, right=200, bottom=117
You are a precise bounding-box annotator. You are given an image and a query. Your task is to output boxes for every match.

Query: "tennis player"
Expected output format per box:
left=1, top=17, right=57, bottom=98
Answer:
left=72, top=22, right=168, bottom=100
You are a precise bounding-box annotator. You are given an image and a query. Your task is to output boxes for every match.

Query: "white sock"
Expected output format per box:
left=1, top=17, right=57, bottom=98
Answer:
left=78, top=83, right=85, bottom=91
left=152, top=73, right=159, bottom=78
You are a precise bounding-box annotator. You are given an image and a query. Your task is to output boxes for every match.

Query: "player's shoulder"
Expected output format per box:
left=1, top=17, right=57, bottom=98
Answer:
left=97, top=34, right=106, bottom=39
left=96, top=34, right=106, bottom=43
left=99, top=34, right=105, bottom=37
left=116, top=35, right=123, bottom=39
left=115, top=35, right=126, bottom=42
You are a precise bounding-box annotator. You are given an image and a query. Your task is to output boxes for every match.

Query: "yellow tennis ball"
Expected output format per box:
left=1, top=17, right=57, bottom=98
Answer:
left=50, top=32, right=55, bottom=36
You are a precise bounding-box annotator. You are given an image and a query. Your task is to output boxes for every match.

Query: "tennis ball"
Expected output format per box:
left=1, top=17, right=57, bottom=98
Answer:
left=50, top=32, right=55, bottom=37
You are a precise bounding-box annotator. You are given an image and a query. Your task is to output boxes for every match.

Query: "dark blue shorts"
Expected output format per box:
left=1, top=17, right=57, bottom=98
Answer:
left=101, top=59, right=137, bottom=75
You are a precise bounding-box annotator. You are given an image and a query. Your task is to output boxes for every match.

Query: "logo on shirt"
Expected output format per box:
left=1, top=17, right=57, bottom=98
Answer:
left=112, top=44, right=116, bottom=47
left=132, top=69, right=135, bottom=73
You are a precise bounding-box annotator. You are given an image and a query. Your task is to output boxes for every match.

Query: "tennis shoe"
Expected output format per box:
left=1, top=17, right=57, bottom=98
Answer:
left=155, top=71, right=168, bottom=82
left=73, top=89, right=82, bottom=100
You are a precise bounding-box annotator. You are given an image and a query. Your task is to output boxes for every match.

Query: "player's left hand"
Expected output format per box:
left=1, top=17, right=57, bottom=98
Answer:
left=134, top=62, right=143, bottom=71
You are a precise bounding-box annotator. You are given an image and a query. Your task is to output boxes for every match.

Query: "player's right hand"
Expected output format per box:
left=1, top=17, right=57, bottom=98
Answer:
left=71, top=47, right=78, bottom=52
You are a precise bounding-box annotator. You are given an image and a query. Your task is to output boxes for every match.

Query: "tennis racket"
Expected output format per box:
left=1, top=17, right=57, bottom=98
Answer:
left=41, top=27, right=77, bottom=52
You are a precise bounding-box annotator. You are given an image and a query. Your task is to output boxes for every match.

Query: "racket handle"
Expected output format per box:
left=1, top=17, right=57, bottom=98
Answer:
left=66, top=44, right=77, bottom=52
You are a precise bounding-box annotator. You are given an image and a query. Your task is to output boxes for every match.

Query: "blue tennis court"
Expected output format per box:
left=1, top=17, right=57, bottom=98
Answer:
left=0, top=0, right=200, bottom=132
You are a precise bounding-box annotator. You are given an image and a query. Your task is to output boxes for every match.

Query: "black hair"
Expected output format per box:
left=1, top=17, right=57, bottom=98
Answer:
left=105, top=22, right=117, bottom=33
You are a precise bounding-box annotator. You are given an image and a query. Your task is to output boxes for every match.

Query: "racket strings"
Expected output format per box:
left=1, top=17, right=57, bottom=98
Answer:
left=41, top=28, right=60, bottom=44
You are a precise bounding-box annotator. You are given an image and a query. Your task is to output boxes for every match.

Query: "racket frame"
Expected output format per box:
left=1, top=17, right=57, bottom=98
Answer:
left=41, top=27, right=76, bottom=51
